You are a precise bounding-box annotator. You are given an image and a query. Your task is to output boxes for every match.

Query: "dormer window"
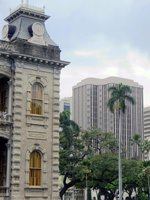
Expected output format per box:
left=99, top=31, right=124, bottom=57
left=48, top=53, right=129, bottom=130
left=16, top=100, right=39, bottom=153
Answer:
left=30, top=83, right=43, bottom=115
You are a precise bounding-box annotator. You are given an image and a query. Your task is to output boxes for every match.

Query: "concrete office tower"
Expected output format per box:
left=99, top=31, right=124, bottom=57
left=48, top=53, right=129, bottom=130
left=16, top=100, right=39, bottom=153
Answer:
left=73, top=77, right=144, bottom=159
left=144, top=107, right=150, bottom=160
left=0, top=3, right=69, bottom=200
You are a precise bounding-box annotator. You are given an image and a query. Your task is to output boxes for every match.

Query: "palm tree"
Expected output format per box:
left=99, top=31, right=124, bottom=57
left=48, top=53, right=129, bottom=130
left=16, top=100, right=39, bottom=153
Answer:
left=141, top=139, right=150, bottom=160
left=107, top=83, right=135, bottom=200
left=130, top=134, right=141, bottom=159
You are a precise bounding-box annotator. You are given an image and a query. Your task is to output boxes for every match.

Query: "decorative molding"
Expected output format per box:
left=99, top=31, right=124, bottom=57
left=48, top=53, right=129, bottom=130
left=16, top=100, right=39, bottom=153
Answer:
left=27, top=75, right=48, bottom=88
left=28, top=22, right=48, bottom=46
left=0, top=65, right=11, bottom=77
left=27, top=131, right=46, bottom=140
left=25, top=145, right=48, bottom=189
left=24, top=187, right=48, bottom=198
left=0, top=42, right=15, bottom=51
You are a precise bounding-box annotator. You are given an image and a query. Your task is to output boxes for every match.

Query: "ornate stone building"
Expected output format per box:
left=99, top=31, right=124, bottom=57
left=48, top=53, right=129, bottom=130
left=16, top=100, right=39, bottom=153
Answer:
left=0, top=3, right=69, bottom=200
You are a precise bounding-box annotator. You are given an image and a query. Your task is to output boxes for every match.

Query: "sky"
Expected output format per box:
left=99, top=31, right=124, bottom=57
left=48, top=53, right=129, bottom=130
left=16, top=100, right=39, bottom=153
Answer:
left=0, top=0, right=150, bottom=106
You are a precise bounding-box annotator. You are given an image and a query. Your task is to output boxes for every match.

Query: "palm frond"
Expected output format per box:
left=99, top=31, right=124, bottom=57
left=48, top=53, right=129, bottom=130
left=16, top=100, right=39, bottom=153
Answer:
left=124, top=95, right=135, bottom=105
left=107, top=83, right=135, bottom=113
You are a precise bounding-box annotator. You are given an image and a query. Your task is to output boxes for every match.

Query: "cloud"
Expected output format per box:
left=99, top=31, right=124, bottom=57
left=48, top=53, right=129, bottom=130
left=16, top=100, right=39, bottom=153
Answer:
left=75, top=50, right=101, bottom=57
left=60, top=45, right=150, bottom=107
left=0, top=0, right=150, bottom=106
left=127, top=51, right=150, bottom=79
left=133, top=66, right=150, bottom=78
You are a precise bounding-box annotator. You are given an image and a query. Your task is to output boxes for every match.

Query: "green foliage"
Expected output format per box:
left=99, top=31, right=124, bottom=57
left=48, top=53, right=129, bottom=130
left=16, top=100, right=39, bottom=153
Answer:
left=130, top=134, right=142, bottom=159
left=97, top=192, right=101, bottom=200
left=60, top=110, right=80, bottom=148
left=59, top=111, right=95, bottom=198
left=85, top=153, right=118, bottom=199
left=82, top=128, right=118, bottom=154
left=130, top=134, right=141, bottom=147
left=59, top=112, right=119, bottom=198
left=137, top=192, right=148, bottom=200
left=59, top=111, right=150, bottom=200
left=141, top=140, right=150, bottom=160
left=130, top=134, right=150, bottom=160
left=59, top=111, right=87, bottom=176
left=83, top=155, right=145, bottom=199
left=143, top=160, right=150, bottom=168
left=122, top=159, right=143, bottom=197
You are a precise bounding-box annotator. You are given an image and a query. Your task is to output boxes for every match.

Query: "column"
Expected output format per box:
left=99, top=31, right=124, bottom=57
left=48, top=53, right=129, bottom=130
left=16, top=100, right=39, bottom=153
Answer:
left=6, top=141, right=11, bottom=196
left=8, top=79, right=12, bottom=123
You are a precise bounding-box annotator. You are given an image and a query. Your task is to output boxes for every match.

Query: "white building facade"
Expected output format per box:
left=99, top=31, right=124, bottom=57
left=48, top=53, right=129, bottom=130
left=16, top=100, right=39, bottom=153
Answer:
left=144, top=107, right=150, bottom=138
left=144, top=107, right=150, bottom=160
left=73, top=77, right=144, bottom=159
left=0, top=3, right=69, bottom=200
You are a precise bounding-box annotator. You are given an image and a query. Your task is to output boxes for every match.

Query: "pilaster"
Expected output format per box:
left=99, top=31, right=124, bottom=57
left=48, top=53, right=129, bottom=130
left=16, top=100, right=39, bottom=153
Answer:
left=10, top=66, right=23, bottom=199
left=51, top=67, right=60, bottom=200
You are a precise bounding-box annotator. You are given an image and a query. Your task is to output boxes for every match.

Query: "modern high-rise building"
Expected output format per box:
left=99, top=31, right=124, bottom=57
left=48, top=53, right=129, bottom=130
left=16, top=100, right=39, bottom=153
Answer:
left=72, top=77, right=144, bottom=158
left=144, top=107, right=150, bottom=160
left=0, top=2, right=69, bottom=200
left=144, top=107, right=150, bottom=138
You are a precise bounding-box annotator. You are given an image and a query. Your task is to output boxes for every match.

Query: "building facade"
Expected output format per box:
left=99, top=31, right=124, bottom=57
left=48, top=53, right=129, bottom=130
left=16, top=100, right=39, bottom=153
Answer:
left=144, top=107, right=150, bottom=138
left=60, top=97, right=72, bottom=118
left=0, top=3, right=69, bottom=200
left=73, top=77, right=144, bottom=158
left=144, top=107, right=150, bottom=160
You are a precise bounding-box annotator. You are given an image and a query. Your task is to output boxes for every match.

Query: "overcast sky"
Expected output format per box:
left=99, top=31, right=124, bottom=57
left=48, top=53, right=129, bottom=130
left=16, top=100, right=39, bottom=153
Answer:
left=0, top=0, right=150, bottom=106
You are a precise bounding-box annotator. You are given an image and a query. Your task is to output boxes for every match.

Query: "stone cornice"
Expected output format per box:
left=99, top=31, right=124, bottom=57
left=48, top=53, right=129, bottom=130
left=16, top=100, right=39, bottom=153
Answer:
left=0, top=51, right=70, bottom=68
left=5, top=5, right=49, bottom=22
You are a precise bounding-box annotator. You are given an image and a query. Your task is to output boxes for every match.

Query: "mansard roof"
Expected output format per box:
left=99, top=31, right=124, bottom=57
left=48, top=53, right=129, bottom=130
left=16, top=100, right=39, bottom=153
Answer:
left=2, top=4, right=57, bottom=46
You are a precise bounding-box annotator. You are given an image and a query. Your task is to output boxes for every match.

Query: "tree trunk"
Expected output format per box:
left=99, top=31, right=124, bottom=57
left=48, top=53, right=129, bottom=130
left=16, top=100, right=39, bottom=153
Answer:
left=59, top=177, right=80, bottom=199
left=105, top=193, right=115, bottom=200
left=60, top=185, right=68, bottom=200
left=118, top=110, right=122, bottom=200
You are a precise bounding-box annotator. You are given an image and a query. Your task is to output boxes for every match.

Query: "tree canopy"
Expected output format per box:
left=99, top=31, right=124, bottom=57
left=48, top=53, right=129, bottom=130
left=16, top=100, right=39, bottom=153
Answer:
left=59, top=110, right=150, bottom=200
left=59, top=111, right=118, bottom=199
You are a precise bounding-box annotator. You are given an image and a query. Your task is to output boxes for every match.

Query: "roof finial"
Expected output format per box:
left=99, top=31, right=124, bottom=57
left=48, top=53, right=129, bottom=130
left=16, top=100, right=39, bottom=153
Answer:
left=21, top=0, right=23, bottom=5
left=26, top=0, right=29, bottom=6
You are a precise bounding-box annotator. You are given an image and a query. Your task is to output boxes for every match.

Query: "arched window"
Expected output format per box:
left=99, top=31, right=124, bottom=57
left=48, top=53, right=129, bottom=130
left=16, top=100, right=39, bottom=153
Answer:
left=29, top=151, right=41, bottom=186
left=31, top=83, right=43, bottom=115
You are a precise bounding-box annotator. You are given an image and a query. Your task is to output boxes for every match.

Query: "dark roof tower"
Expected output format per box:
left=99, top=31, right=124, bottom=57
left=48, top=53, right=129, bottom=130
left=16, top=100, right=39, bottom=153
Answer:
left=1, top=2, right=69, bottom=66
left=3, top=3, right=56, bottom=46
